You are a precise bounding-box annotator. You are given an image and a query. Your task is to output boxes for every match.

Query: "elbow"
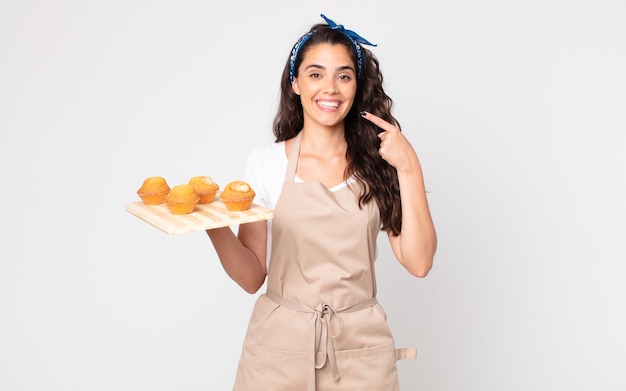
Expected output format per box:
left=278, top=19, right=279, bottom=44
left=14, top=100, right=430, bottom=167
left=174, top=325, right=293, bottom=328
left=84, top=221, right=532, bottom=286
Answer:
left=400, top=233, right=437, bottom=278
left=405, top=248, right=436, bottom=278
left=407, top=264, right=431, bottom=278
left=239, top=274, right=266, bottom=294
left=243, top=285, right=261, bottom=294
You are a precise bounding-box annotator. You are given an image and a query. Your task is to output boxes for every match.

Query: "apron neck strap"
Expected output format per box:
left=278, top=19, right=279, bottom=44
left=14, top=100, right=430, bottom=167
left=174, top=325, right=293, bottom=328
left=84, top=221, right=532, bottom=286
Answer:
left=285, top=131, right=302, bottom=182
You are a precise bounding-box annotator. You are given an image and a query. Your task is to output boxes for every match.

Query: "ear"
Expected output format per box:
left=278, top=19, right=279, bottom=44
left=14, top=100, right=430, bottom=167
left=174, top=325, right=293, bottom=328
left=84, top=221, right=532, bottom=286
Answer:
left=292, top=79, right=300, bottom=96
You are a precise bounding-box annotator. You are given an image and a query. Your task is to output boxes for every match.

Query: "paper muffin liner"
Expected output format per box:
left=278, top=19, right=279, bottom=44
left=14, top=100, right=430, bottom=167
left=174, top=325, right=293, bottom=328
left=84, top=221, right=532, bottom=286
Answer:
left=165, top=197, right=200, bottom=215
left=220, top=196, right=254, bottom=211
left=137, top=191, right=169, bottom=205
left=195, top=190, right=218, bottom=204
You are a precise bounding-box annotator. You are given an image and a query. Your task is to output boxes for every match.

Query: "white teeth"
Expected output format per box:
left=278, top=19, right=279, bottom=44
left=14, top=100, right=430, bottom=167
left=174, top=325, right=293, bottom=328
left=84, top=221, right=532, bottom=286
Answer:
left=318, top=101, right=339, bottom=108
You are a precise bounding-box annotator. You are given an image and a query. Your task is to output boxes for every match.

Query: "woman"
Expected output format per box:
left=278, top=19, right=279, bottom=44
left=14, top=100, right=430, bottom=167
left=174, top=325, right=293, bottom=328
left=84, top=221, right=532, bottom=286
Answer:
left=207, top=14, right=436, bottom=391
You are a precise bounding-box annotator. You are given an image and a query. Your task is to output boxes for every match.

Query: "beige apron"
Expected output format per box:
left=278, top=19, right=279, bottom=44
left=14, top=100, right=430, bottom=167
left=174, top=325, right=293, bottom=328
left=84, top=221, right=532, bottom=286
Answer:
left=233, top=132, right=416, bottom=391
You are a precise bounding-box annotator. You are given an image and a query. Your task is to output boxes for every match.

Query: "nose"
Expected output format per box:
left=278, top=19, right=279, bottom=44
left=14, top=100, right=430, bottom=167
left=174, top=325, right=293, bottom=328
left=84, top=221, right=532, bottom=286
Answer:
left=324, top=78, right=338, bottom=94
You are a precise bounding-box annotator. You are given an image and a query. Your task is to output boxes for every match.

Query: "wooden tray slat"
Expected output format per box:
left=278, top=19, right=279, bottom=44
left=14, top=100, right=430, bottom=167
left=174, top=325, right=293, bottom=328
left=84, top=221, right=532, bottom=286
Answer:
left=125, top=199, right=273, bottom=235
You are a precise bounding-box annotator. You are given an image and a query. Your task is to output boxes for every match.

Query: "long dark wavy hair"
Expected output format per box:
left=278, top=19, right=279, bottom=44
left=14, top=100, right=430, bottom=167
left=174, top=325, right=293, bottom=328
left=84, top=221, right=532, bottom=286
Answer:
left=273, top=23, right=402, bottom=236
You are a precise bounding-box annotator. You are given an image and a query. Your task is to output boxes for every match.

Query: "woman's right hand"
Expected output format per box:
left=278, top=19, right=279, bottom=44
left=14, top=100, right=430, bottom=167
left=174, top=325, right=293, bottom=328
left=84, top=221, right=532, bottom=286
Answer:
left=206, top=221, right=267, bottom=293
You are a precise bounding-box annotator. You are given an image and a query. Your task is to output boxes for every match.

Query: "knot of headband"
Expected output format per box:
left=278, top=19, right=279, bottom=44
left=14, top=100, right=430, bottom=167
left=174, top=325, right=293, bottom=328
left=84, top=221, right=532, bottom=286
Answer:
left=289, top=14, right=377, bottom=83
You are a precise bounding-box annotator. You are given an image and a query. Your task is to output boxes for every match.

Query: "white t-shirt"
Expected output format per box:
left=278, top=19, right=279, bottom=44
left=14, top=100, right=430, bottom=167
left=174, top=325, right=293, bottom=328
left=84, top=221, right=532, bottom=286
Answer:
left=241, top=140, right=355, bottom=266
left=242, top=141, right=288, bottom=211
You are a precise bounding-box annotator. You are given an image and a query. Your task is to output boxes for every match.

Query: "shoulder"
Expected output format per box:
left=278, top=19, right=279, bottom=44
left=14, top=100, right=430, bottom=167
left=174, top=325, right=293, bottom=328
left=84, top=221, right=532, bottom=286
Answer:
left=246, top=141, right=285, bottom=162
left=242, top=141, right=286, bottom=209
left=244, top=141, right=286, bottom=174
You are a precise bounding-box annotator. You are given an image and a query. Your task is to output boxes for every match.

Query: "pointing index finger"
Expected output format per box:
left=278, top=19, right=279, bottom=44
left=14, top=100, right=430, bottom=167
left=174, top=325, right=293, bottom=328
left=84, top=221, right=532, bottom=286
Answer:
left=360, top=111, right=396, bottom=133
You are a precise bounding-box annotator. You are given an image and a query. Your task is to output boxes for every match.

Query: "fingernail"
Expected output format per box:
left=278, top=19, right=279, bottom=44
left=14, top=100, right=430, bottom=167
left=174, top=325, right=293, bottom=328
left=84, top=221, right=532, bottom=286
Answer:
left=360, top=111, right=366, bottom=116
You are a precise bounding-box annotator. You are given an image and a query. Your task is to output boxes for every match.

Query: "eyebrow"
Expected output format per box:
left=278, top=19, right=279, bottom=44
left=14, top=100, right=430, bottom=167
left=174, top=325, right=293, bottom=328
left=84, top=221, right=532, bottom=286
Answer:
left=304, top=64, right=356, bottom=73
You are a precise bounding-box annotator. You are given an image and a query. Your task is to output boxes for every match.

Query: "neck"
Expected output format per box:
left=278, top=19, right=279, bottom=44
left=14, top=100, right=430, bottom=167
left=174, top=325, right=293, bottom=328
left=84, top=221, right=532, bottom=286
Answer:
left=299, top=127, right=346, bottom=157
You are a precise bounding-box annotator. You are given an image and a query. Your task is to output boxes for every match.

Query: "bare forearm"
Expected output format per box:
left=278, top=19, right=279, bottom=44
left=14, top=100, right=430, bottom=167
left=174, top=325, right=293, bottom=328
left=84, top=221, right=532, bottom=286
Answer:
left=206, top=224, right=267, bottom=293
left=392, top=160, right=437, bottom=277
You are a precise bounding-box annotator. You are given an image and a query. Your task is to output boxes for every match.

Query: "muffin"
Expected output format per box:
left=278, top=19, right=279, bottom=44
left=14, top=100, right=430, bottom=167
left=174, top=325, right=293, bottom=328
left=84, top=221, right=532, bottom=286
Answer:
left=137, top=176, right=170, bottom=205
left=219, top=181, right=256, bottom=211
left=164, top=184, right=200, bottom=215
left=188, top=176, right=220, bottom=204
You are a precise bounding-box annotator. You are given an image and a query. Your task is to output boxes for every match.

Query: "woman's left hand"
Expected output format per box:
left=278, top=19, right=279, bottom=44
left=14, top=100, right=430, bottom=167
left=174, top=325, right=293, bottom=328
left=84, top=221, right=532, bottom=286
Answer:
left=361, top=111, right=419, bottom=173
left=360, top=111, right=436, bottom=277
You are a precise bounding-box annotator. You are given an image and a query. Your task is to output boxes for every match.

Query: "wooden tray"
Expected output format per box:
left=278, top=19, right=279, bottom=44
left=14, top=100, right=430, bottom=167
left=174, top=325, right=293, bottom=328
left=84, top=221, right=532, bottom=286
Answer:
left=125, top=199, right=273, bottom=235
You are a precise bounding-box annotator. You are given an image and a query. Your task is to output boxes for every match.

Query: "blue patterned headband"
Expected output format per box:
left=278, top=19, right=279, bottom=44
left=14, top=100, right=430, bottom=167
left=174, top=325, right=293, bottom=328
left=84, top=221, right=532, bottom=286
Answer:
left=288, top=14, right=377, bottom=84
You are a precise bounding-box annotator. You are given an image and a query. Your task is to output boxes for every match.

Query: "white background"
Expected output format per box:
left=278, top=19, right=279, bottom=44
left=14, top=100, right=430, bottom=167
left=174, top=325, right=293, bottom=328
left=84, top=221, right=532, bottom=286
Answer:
left=1, top=0, right=625, bottom=390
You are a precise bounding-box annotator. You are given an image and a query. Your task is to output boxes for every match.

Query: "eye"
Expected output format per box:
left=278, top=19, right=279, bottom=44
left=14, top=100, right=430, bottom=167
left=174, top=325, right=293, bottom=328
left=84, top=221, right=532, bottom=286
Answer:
left=338, top=74, right=353, bottom=81
left=309, top=72, right=322, bottom=79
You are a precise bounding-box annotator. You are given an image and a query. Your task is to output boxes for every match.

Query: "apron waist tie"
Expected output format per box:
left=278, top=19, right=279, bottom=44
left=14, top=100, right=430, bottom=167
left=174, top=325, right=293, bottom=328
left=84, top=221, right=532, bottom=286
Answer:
left=265, top=291, right=378, bottom=391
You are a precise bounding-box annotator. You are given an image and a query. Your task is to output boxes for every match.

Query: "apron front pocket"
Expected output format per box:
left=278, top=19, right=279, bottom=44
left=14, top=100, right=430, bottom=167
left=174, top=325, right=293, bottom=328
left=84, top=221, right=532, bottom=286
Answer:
left=237, top=345, right=307, bottom=390
left=316, top=341, right=400, bottom=391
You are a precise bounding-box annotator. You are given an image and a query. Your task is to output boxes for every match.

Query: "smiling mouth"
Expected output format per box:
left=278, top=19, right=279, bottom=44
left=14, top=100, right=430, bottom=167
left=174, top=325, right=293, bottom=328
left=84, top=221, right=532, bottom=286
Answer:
left=317, top=100, right=340, bottom=109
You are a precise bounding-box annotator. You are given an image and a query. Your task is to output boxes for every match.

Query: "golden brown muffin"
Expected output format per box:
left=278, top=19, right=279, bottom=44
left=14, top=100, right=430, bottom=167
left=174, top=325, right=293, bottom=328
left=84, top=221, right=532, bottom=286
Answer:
left=188, top=176, right=220, bottom=204
left=164, top=184, right=199, bottom=215
left=137, top=176, right=170, bottom=205
left=219, top=180, right=256, bottom=211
